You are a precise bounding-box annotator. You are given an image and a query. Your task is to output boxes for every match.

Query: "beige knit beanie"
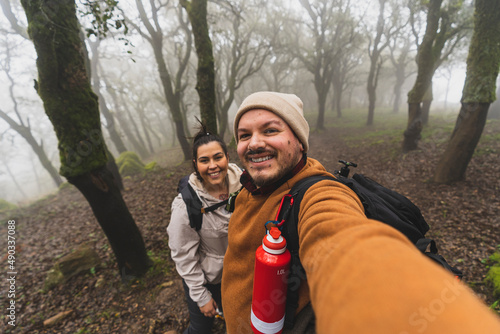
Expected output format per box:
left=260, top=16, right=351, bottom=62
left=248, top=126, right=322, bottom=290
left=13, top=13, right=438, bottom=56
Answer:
left=233, top=91, right=309, bottom=152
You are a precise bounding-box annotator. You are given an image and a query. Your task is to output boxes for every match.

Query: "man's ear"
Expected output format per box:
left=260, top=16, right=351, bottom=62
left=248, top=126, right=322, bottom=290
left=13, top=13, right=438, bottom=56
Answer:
left=300, top=142, right=305, bottom=152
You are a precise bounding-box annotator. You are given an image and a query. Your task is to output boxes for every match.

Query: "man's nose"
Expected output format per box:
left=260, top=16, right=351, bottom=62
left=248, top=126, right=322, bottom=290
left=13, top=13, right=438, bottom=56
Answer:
left=248, top=134, right=265, bottom=151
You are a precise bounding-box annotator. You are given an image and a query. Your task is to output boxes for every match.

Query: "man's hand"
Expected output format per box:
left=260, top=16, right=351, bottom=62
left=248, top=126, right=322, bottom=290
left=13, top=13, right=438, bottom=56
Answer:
left=199, top=298, right=217, bottom=317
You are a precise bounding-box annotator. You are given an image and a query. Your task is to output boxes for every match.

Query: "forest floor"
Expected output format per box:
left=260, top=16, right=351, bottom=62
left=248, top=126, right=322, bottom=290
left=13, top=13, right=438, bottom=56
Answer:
left=1, top=112, right=499, bottom=334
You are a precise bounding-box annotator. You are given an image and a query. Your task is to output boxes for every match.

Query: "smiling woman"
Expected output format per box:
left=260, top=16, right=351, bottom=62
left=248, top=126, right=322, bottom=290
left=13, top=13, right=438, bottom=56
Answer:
left=194, top=141, right=230, bottom=200
left=167, top=122, right=242, bottom=334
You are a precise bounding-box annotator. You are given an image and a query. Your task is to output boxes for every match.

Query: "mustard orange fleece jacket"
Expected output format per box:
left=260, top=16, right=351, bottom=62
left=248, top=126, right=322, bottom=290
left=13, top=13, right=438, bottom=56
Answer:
left=221, top=158, right=500, bottom=333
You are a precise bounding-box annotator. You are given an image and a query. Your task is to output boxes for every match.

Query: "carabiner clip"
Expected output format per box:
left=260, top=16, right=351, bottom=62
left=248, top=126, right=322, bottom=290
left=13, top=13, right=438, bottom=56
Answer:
left=275, top=193, right=294, bottom=228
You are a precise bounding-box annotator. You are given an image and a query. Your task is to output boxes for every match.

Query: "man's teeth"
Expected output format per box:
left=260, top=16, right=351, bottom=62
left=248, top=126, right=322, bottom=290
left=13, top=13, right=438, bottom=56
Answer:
left=251, top=156, right=272, bottom=163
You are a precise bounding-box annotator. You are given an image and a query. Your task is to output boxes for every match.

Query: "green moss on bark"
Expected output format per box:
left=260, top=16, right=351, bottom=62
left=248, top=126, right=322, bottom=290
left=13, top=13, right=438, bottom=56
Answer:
left=461, top=0, right=500, bottom=103
left=22, top=0, right=108, bottom=178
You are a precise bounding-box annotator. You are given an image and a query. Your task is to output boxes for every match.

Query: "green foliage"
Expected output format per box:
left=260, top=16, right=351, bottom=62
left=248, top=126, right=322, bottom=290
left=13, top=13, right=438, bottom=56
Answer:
left=115, top=152, right=159, bottom=176
left=144, top=161, right=158, bottom=171
left=489, top=252, right=500, bottom=265
left=80, top=0, right=128, bottom=38
left=116, top=151, right=146, bottom=176
left=485, top=250, right=500, bottom=298
left=0, top=199, right=17, bottom=212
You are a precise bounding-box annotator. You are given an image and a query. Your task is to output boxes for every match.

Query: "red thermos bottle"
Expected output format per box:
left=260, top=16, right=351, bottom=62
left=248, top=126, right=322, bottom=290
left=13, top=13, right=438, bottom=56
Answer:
left=251, top=227, right=291, bottom=334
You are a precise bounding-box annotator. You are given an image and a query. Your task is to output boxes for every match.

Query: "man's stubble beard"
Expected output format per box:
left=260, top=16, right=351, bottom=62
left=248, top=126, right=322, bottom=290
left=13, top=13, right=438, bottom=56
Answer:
left=243, top=143, right=303, bottom=188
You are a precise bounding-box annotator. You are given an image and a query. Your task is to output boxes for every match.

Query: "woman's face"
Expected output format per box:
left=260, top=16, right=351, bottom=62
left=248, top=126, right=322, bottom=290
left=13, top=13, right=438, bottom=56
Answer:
left=194, top=141, right=229, bottom=188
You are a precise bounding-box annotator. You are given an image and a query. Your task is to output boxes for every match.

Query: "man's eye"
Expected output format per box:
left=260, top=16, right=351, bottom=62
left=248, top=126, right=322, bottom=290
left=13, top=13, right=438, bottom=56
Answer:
left=239, top=133, right=250, bottom=140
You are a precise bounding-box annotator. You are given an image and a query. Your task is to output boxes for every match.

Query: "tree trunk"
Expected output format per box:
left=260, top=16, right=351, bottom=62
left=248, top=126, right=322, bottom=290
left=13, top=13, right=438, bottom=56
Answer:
left=392, top=59, right=406, bottom=114
left=67, top=166, right=151, bottom=278
left=433, top=103, right=489, bottom=183
left=421, top=83, right=433, bottom=125
left=315, top=86, right=327, bottom=131
left=366, top=0, right=388, bottom=126
left=122, top=99, right=150, bottom=156
left=367, top=59, right=383, bottom=126
left=403, top=0, right=443, bottom=151
left=101, top=77, right=149, bottom=158
left=21, top=0, right=150, bottom=279
left=402, top=103, right=423, bottom=152
left=367, top=82, right=376, bottom=126
left=392, top=82, right=401, bottom=114
left=0, top=110, right=63, bottom=187
left=421, top=100, right=432, bottom=125
left=434, top=0, right=500, bottom=183
left=151, top=42, right=191, bottom=160
left=88, top=40, right=127, bottom=154
left=332, top=74, right=343, bottom=118
left=134, top=0, right=191, bottom=160
left=181, top=0, right=218, bottom=134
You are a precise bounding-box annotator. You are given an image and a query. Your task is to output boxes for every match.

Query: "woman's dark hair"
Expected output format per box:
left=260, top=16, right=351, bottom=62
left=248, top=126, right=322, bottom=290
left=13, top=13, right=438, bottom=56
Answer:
left=191, top=120, right=228, bottom=182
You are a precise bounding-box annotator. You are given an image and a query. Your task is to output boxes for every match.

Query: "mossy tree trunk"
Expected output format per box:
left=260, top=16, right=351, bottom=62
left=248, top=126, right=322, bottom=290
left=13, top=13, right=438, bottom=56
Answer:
left=21, top=0, right=151, bottom=279
left=403, top=0, right=469, bottom=152
left=403, top=0, right=443, bottom=152
left=180, top=0, right=218, bottom=134
left=433, top=0, right=500, bottom=184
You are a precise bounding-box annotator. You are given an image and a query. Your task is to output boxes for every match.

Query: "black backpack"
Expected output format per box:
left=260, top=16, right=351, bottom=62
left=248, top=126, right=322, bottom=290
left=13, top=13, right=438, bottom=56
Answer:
left=177, top=175, right=229, bottom=230
left=275, top=161, right=463, bottom=329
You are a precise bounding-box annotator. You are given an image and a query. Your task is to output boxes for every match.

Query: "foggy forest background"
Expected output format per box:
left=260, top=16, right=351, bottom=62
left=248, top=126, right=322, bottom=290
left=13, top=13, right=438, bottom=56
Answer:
left=1, top=0, right=499, bottom=205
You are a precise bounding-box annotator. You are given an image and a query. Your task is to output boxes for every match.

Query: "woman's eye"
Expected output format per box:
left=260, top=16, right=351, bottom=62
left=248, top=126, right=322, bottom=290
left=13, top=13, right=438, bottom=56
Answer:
left=239, top=133, right=250, bottom=140
left=264, top=128, right=278, bottom=134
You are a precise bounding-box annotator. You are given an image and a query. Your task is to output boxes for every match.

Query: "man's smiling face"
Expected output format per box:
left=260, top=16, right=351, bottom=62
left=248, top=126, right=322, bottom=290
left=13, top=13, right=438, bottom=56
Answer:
left=236, top=109, right=304, bottom=187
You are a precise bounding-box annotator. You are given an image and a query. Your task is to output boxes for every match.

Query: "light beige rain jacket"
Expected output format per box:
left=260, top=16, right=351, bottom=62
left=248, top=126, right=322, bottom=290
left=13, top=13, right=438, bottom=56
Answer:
left=167, top=163, right=242, bottom=307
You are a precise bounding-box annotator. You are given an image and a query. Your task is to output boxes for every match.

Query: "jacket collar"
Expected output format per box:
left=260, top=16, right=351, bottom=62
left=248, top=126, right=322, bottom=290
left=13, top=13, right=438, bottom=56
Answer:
left=240, top=154, right=307, bottom=195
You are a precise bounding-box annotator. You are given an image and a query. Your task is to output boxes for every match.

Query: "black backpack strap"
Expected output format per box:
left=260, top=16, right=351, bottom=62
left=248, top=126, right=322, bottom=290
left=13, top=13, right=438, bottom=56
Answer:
left=179, top=176, right=204, bottom=231
left=279, top=175, right=335, bottom=329
left=416, top=238, right=463, bottom=279
left=178, top=175, right=229, bottom=231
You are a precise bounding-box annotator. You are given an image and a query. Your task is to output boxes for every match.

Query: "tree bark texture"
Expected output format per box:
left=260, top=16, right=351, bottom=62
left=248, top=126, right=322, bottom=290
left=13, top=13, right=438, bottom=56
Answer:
left=434, top=0, right=500, bottom=183
left=433, top=103, right=489, bottom=183
left=421, top=84, right=433, bottom=125
left=21, top=0, right=150, bottom=278
left=22, top=0, right=107, bottom=177
left=67, top=166, right=151, bottom=278
left=403, top=0, right=443, bottom=151
left=181, top=0, right=218, bottom=134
